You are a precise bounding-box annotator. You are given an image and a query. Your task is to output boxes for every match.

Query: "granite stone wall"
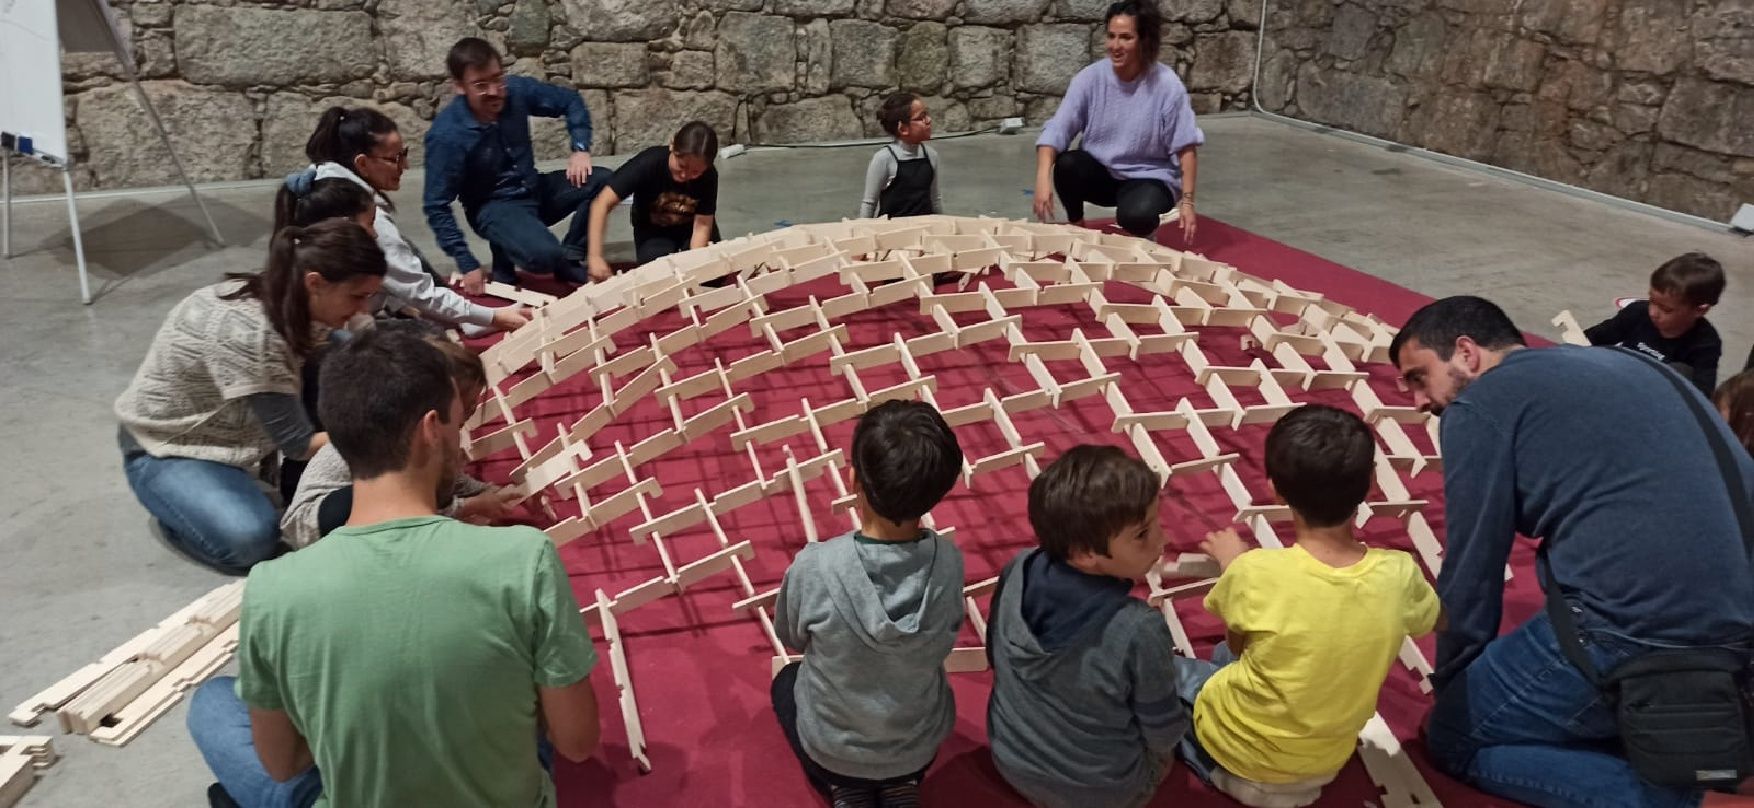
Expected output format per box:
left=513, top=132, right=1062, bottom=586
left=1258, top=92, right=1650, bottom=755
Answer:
left=1256, top=0, right=1754, bottom=221
left=22, top=0, right=1751, bottom=223
left=17, top=0, right=1263, bottom=194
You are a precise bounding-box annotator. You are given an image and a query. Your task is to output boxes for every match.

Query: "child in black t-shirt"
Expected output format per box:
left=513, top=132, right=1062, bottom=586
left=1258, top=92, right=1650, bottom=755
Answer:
left=1585, top=251, right=1726, bottom=394
left=586, top=121, right=721, bottom=280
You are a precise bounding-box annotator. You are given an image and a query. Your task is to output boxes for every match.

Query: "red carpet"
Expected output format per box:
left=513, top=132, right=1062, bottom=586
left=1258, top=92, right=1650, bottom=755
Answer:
left=467, top=218, right=1540, bottom=807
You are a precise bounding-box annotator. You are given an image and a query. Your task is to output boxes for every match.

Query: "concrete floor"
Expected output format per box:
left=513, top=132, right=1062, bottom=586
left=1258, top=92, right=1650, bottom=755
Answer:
left=1, top=114, right=1747, bottom=807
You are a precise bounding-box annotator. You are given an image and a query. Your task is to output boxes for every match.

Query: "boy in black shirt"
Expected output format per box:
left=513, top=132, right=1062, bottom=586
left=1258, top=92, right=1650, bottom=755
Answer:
left=1585, top=251, right=1725, bottom=394
left=585, top=121, right=720, bottom=280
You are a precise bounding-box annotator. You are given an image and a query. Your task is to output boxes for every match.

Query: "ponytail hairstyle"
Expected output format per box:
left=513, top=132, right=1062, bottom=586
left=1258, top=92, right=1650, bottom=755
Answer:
left=222, top=218, right=388, bottom=360
left=1105, top=0, right=1164, bottom=65
left=272, top=171, right=375, bottom=233
left=878, top=92, right=921, bottom=137
left=671, top=120, right=720, bottom=166
left=306, top=106, right=400, bottom=182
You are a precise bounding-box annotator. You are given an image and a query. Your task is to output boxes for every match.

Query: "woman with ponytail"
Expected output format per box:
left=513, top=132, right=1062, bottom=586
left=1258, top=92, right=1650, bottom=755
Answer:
left=114, top=219, right=387, bottom=573
left=1033, top=0, right=1204, bottom=241
left=301, top=105, right=528, bottom=334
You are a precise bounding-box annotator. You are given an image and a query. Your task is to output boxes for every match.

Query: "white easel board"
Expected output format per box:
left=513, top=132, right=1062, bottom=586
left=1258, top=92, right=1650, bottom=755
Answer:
left=1, top=0, right=221, bottom=305
left=0, top=0, right=71, bottom=163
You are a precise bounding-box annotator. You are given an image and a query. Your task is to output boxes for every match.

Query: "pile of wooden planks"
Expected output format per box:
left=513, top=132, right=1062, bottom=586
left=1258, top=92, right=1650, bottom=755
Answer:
left=9, top=583, right=243, bottom=747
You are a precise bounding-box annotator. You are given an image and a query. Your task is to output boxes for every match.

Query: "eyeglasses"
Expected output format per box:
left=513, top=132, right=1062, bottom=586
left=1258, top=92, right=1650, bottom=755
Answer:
left=466, top=76, right=507, bottom=93
left=367, top=147, right=410, bottom=166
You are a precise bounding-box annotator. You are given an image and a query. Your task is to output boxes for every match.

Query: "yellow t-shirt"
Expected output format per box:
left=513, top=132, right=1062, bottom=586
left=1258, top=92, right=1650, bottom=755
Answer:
left=1193, top=545, right=1440, bottom=783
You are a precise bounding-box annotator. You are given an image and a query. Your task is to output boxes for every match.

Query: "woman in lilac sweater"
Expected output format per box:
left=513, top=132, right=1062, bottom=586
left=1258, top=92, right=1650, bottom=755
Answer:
left=1033, top=0, right=1205, bottom=240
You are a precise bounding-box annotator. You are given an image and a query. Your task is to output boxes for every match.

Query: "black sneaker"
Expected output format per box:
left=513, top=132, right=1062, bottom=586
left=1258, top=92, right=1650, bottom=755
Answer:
left=877, top=781, right=921, bottom=808
left=829, top=784, right=879, bottom=808
left=206, top=784, right=241, bottom=808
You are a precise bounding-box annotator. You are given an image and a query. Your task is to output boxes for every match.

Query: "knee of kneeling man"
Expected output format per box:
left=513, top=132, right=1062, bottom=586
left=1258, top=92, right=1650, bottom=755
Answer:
left=528, top=245, right=570, bottom=274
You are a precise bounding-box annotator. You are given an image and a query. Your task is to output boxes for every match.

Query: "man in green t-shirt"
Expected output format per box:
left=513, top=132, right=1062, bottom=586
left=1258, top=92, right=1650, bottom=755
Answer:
left=186, top=328, right=600, bottom=808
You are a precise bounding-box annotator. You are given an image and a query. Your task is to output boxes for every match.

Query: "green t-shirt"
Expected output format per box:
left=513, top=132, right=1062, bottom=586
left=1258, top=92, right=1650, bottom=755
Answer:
left=238, top=515, right=596, bottom=808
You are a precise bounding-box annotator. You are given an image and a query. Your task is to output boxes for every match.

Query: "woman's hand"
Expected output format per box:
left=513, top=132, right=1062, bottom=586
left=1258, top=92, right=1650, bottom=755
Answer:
left=588, top=255, right=614, bottom=282
left=1032, top=179, right=1056, bottom=222
left=1179, top=196, right=1197, bottom=244
left=454, top=268, right=487, bottom=296
left=490, top=306, right=531, bottom=332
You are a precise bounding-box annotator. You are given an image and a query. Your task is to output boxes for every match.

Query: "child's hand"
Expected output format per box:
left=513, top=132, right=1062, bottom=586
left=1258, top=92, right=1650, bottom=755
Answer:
left=1199, top=528, right=1251, bottom=570
left=588, top=255, right=614, bottom=282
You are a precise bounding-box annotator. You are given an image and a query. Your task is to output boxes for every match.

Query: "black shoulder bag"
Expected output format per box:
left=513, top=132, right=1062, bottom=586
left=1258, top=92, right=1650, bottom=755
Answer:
left=1538, top=349, right=1754, bottom=789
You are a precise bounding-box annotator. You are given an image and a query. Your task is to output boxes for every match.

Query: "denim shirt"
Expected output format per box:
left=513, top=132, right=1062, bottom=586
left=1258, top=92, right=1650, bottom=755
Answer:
left=422, top=76, right=594, bottom=272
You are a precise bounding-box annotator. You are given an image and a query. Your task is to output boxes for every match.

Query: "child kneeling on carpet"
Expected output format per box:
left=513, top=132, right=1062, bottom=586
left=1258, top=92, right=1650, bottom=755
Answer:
left=1585, top=251, right=1726, bottom=395
left=279, top=322, right=521, bottom=549
left=772, top=399, right=965, bottom=808
left=986, top=445, right=1186, bottom=808
left=858, top=92, right=943, bottom=220
left=1174, top=405, right=1440, bottom=808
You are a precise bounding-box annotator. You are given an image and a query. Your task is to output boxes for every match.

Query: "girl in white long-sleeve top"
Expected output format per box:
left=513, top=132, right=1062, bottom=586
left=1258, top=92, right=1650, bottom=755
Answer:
left=284, top=106, right=529, bottom=335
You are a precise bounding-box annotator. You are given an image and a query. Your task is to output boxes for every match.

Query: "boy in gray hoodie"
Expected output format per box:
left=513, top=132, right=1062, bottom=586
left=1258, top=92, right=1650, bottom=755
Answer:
left=773, top=400, right=966, bottom=808
left=986, top=445, right=1187, bottom=808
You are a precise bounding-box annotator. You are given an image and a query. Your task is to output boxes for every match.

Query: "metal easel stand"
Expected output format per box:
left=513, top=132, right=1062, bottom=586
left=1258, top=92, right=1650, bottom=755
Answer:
left=1, top=64, right=226, bottom=305
left=2, top=149, right=93, bottom=304
left=119, top=56, right=225, bottom=253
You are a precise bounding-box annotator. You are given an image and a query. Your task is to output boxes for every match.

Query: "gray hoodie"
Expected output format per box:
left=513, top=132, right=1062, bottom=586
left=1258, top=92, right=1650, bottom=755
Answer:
left=774, top=530, right=964, bottom=780
left=987, top=549, right=1188, bottom=808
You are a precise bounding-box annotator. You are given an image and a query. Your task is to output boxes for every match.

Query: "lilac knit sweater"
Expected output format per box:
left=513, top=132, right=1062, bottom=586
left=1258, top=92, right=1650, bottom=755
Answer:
left=1036, top=61, right=1206, bottom=193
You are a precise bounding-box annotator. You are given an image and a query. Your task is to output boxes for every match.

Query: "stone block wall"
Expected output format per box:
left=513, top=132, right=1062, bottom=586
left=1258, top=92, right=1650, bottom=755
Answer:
left=1257, top=0, right=1754, bottom=221
left=19, top=0, right=1264, bottom=194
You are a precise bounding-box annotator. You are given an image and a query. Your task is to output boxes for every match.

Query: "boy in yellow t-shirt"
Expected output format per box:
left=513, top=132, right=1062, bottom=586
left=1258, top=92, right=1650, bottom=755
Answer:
left=1173, top=404, right=1441, bottom=808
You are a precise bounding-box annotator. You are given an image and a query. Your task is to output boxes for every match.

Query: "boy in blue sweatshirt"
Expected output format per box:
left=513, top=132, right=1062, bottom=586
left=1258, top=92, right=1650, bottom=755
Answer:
left=773, top=400, right=966, bottom=808
left=986, top=445, right=1186, bottom=808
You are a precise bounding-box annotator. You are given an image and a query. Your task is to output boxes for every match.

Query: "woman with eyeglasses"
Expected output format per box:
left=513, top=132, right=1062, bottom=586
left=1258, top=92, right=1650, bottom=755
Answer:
left=584, top=121, right=722, bottom=282
left=1032, top=0, right=1204, bottom=242
left=294, top=106, right=530, bottom=335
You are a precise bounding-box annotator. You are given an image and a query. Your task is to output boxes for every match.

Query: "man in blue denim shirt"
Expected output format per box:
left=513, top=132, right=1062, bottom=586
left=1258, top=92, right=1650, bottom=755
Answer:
left=423, top=37, right=610, bottom=288
left=1392, top=296, right=1754, bottom=808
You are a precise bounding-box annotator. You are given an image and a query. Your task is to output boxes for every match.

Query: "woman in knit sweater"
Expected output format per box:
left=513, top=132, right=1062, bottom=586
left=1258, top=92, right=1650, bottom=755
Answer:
left=114, top=219, right=386, bottom=573
left=1032, top=0, right=1205, bottom=241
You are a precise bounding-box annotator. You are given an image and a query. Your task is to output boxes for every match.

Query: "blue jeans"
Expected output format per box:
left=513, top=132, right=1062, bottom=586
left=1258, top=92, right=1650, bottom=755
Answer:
left=189, top=677, right=556, bottom=807
left=1172, top=642, right=1235, bottom=785
left=1424, top=611, right=1703, bottom=808
left=122, top=452, right=280, bottom=574
left=470, top=168, right=611, bottom=283
left=188, top=677, right=323, bottom=808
